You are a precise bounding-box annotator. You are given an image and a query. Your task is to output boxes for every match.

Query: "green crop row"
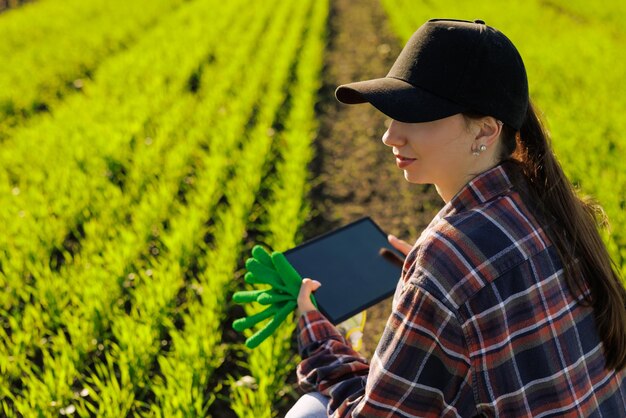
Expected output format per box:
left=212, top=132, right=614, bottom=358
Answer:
left=228, top=0, right=328, bottom=415
left=0, top=0, right=244, bottom=389
left=1, top=0, right=252, bottom=412
left=142, top=0, right=328, bottom=414
left=0, top=0, right=242, bottom=319
left=0, top=0, right=215, bottom=320
left=0, top=0, right=185, bottom=138
left=5, top=2, right=267, bottom=414
left=380, top=0, right=626, bottom=276
left=541, top=0, right=626, bottom=33
left=0, top=0, right=329, bottom=415
left=98, top=0, right=306, bottom=414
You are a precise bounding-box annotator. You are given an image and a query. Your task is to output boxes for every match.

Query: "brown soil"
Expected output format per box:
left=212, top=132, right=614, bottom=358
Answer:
left=0, top=0, right=35, bottom=13
left=272, top=0, right=444, bottom=414
left=301, top=0, right=442, bottom=363
left=277, top=0, right=442, bottom=412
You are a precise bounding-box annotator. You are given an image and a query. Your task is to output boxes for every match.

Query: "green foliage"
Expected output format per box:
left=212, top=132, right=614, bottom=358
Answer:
left=0, top=0, right=186, bottom=137
left=0, top=0, right=327, bottom=415
left=227, top=0, right=328, bottom=413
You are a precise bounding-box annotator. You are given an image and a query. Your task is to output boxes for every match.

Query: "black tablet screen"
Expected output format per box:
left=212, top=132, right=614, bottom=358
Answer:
left=284, top=217, right=405, bottom=324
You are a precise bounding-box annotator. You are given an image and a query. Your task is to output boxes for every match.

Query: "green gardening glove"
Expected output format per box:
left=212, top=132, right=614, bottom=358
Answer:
left=231, top=245, right=317, bottom=349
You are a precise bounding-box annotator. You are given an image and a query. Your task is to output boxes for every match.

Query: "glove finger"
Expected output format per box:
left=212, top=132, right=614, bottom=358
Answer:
left=245, top=301, right=297, bottom=349
left=244, top=271, right=291, bottom=295
left=244, top=271, right=259, bottom=285
left=232, top=289, right=266, bottom=304
left=232, top=303, right=280, bottom=332
left=271, top=252, right=302, bottom=292
left=245, top=260, right=293, bottom=294
left=256, top=290, right=294, bottom=305
left=246, top=259, right=283, bottom=286
left=251, top=245, right=273, bottom=268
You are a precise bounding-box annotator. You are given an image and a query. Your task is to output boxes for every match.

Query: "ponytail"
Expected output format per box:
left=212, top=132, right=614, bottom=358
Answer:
left=501, top=101, right=626, bottom=370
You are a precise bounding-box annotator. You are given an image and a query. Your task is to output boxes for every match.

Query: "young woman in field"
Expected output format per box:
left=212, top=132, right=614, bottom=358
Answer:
left=286, top=18, right=626, bottom=417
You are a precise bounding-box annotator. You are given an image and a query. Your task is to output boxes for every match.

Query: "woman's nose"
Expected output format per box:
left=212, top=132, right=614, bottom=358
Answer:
left=381, top=120, right=406, bottom=147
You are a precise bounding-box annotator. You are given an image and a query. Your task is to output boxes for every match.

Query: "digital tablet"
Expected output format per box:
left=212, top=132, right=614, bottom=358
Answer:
left=284, top=216, right=405, bottom=324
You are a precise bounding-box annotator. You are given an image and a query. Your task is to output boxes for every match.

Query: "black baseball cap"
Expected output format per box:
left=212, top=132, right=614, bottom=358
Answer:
left=335, top=19, right=529, bottom=130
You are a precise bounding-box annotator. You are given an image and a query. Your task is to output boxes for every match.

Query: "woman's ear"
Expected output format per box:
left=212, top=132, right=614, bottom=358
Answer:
left=474, top=117, right=503, bottom=146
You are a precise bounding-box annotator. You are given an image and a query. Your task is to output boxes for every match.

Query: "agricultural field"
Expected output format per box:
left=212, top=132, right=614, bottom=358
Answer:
left=1, top=0, right=624, bottom=417
left=0, top=0, right=327, bottom=415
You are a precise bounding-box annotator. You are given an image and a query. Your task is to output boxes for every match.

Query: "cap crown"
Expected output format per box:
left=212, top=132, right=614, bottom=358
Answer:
left=388, top=19, right=529, bottom=129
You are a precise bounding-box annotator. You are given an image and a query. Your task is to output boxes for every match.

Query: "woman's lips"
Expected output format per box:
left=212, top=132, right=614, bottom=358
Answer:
left=395, top=155, right=416, bottom=168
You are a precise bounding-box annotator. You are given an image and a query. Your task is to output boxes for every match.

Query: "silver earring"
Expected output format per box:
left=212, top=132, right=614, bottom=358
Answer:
left=472, top=144, right=487, bottom=156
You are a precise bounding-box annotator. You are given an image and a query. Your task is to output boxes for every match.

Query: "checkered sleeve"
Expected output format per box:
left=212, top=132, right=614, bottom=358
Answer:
left=296, top=282, right=476, bottom=417
left=296, top=310, right=370, bottom=395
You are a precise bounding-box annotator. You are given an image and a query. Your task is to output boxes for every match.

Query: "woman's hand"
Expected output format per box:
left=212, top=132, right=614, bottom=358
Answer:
left=387, top=234, right=412, bottom=257
left=297, top=278, right=321, bottom=316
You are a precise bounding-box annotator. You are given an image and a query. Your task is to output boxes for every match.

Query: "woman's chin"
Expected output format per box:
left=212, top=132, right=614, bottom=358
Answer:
left=404, top=170, right=427, bottom=184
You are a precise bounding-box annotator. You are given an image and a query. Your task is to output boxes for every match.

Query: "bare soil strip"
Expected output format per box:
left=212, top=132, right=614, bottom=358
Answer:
left=303, top=0, right=442, bottom=361
left=221, top=0, right=444, bottom=413
left=0, top=0, right=35, bottom=13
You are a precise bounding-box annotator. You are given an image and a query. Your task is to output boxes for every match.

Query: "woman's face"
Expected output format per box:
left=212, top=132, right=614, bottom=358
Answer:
left=381, top=113, right=479, bottom=200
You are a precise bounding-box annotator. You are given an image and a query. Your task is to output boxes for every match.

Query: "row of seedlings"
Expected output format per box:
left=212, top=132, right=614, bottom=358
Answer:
left=228, top=0, right=329, bottom=415
left=77, top=0, right=303, bottom=415
left=146, top=0, right=318, bottom=415
left=0, top=0, right=185, bottom=136
left=0, top=0, right=247, bottom=414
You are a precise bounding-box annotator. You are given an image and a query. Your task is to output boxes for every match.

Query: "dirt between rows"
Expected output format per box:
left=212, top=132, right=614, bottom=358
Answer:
left=233, top=0, right=444, bottom=414
left=276, top=0, right=443, bottom=412
left=277, top=0, right=442, bottom=412
left=301, top=0, right=442, bottom=363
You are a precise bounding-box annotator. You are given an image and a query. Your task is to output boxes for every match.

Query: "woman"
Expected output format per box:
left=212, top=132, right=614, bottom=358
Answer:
left=286, top=18, right=626, bottom=417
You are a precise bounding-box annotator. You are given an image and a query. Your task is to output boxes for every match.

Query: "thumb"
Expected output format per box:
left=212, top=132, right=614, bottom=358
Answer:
left=298, top=278, right=321, bottom=315
left=388, top=234, right=412, bottom=257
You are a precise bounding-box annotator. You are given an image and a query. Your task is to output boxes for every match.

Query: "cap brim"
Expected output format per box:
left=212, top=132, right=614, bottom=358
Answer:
left=335, top=77, right=465, bottom=123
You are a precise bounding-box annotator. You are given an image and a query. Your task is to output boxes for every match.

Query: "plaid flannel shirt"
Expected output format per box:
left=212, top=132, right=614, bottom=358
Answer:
left=296, top=162, right=626, bottom=417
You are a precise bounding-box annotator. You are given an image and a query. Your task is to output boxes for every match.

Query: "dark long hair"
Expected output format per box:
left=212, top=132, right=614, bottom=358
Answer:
left=465, top=101, right=626, bottom=370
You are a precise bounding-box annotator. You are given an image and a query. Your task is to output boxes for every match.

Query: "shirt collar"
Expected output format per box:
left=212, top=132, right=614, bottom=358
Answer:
left=409, top=161, right=521, bottom=261
left=439, top=161, right=517, bottom=217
